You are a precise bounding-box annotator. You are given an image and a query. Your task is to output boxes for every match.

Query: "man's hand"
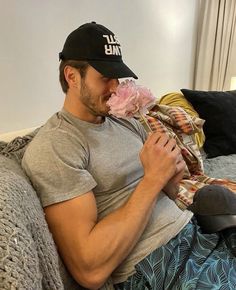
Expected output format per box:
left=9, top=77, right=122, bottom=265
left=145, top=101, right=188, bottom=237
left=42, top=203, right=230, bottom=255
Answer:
left=163, top=153, right=186, bottom=200
left=140, top=132, right=183, bottom=193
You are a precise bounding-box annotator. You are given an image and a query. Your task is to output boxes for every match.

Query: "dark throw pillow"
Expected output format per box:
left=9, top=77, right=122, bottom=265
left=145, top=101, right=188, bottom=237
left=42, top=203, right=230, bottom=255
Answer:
left=181, top=89, right=236, bottom=158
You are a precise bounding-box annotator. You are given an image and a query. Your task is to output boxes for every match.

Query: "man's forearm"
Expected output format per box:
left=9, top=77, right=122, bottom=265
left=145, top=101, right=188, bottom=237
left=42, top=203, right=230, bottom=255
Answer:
left=74, top=176, right=164, bottom=287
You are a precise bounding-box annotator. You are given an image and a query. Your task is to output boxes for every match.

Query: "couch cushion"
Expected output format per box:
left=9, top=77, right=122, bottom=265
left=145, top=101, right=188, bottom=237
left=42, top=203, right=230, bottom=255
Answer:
left=181, top=89, right=236, bottom=158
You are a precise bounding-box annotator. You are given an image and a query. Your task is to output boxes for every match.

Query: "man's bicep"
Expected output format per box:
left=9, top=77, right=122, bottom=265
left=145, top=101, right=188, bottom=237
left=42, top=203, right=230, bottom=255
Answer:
left=44, top=191, right=98, bottom=275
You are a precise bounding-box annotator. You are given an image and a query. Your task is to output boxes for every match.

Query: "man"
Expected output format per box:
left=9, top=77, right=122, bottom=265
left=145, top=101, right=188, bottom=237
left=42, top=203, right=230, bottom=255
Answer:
left=22, top=22, right=236, bottom=290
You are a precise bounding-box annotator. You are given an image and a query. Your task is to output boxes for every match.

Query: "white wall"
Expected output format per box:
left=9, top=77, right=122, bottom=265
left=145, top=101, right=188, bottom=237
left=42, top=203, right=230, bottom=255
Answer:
left=0, top=0, right=199, bottom=133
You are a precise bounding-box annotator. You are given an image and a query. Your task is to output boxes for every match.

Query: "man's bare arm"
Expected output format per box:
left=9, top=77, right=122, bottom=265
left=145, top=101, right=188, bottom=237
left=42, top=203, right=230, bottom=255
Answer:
left=44, top=133, right=181, bottom=289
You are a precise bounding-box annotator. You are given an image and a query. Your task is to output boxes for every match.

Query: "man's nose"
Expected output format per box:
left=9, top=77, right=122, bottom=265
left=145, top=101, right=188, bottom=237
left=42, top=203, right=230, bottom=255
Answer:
left=109, top=79, right=119, bottom=93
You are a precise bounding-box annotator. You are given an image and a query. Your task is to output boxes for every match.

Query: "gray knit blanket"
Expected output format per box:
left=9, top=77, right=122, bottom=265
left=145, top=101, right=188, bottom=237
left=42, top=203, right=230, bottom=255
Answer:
left=0, top=130, right=83, bottom=290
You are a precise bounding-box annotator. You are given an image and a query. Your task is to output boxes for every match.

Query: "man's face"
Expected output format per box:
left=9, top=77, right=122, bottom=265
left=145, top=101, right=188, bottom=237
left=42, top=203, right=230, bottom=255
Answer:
left=79, top=66, right=119, bottom=117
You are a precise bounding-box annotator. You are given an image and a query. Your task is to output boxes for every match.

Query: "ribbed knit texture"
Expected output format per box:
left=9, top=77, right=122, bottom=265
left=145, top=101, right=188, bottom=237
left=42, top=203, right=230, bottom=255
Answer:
left=0, top=162, right=63, bottom=289
left=0, top=134, right=84, bottom=290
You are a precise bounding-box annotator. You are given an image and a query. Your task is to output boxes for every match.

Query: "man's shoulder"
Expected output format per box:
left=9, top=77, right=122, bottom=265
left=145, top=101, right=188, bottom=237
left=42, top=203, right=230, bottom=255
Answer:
left=109, top=116, right=147, bottom=141
left=23, top=112, right=87, bottom=159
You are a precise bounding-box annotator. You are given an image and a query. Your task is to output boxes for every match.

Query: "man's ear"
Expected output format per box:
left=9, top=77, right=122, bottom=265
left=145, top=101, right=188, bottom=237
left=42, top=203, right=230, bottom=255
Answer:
left=64, top=66, right=81, bottom=89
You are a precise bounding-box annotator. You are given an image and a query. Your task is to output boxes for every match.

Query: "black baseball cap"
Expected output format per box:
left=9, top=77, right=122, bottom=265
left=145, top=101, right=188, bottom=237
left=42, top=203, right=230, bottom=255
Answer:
left=59, top=21, right=138, bottom=79
left=188, top=185, right=236, bottom=233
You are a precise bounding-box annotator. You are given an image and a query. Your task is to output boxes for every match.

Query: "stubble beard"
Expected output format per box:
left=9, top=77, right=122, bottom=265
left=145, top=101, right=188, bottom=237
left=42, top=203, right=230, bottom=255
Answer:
left=80, top=80, right=110, bottom=117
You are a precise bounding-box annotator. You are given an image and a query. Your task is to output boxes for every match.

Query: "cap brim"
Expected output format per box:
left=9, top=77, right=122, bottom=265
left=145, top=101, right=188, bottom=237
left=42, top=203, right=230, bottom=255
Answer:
left=197, top=214, right=236, bottom=233
left=88, top=60, right=138, bottom=79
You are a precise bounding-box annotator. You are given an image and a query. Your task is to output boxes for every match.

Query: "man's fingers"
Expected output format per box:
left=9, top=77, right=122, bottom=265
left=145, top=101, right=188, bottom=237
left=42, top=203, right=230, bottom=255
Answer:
left=176, top=159, right=186, bottom=172
left=145, top=132, right=169, bottom=146
left=145, top=132, right=179, bottom=152
left=164, top=138, right=179, bottom=153
left=176, top=153, right=184, bottom=164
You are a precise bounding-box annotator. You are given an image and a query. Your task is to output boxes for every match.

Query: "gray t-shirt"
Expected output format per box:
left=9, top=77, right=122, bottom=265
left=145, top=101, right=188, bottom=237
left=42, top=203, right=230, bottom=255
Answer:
left=22, top=109, right=192, bottom=284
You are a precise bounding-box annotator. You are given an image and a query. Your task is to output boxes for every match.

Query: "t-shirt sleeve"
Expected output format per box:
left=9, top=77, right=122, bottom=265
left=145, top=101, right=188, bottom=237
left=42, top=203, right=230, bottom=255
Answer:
left=22, top=130, right=97, bottom=207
